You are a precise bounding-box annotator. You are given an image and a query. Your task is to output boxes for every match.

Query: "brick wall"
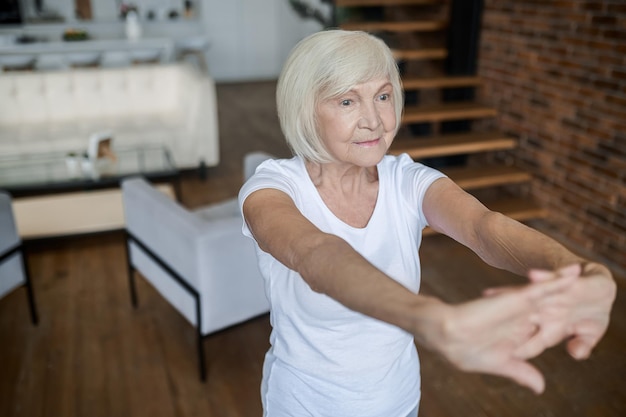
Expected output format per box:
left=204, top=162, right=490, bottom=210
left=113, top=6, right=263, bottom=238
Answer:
left=477, top=0, right=626, bottom=273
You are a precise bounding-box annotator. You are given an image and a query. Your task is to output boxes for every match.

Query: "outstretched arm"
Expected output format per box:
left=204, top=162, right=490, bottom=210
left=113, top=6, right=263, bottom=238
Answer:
left=423, top=177, right=582, bottom=273
left=423, top=177, right=616, bottom=361
left=243, top=187, right=579, bottom=393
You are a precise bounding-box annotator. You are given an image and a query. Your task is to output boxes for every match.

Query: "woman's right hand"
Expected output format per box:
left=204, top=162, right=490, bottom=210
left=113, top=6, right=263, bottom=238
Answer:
left=415, top=273, right=578, bottom=394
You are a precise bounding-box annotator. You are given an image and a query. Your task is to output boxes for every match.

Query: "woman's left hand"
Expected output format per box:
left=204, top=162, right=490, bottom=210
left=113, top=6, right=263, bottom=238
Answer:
left=488, top=263, right=617, bottom=360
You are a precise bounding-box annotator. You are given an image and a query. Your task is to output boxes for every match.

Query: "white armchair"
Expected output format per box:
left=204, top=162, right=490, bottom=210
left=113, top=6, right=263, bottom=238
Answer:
left=0, top=191, right=38, bottom=325
left=121, top=152, right=273, bottom=381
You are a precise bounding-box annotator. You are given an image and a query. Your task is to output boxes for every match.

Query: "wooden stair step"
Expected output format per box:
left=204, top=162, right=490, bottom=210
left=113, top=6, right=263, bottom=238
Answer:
left=486, top=197, right=548, bottom=221
left=402, top=102, right=498, bottom=124
left=389, top=131, right=517, bottom=159
left=423, top=197, right=547, bottom=236
left=441, top=165, right=532, bottom=190
left=402, top=75, right=482, bottom=90
left=341, top=20, right=447, bottom=33
left=336, top=0, right=441, bottom=6
left=392, top=48, right=447, bottom=61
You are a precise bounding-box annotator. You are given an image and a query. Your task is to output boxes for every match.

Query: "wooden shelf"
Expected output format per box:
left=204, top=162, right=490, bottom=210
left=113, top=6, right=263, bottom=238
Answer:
left=336, top=0, right=441, bottom=6
left=402, top=75, right=482, bottom=90
left=392, top=48, right=448, bottom=61
left=390, top=131, right=517, bottom=159
left=402, top=102, right=497, bottom=124
left=340, top=20, right=447, bottom=33
left=442, top=165, right=532, bottom=190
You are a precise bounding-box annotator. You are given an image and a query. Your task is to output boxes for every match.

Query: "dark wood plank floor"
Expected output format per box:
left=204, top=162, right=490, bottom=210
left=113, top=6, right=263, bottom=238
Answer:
left=1, top=81, right=624, bottom=417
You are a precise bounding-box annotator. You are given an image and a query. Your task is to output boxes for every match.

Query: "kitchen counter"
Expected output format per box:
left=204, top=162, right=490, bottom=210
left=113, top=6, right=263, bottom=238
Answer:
left=0, top=37, right=176, bottom=61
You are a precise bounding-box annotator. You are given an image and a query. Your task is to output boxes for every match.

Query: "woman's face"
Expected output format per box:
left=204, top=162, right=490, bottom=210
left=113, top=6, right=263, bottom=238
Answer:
left=315, top=77, right=396, bottom=168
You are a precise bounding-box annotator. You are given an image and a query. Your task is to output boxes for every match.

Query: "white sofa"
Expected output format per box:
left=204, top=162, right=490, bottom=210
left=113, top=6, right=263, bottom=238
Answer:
left=0, top=62, right=219, bottom=170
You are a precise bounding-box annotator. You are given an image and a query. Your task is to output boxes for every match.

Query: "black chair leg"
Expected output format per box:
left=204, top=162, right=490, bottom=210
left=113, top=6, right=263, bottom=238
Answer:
left=125, top=231, right=207, bottom=382
left=195, top=292, right=207, bottom=382
left=20, top=250, right=38, bottom=325
left=125, top=232, right=139, bottom=308
left=198, top=330, right=207, bottom=382
left=198, top=160, right=207, bottom=181
left=128, top=267, right=138, bottom=308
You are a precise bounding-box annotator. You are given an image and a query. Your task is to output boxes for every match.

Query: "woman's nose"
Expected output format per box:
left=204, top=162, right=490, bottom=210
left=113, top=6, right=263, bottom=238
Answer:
left=358, top=102, right=381, bottom=129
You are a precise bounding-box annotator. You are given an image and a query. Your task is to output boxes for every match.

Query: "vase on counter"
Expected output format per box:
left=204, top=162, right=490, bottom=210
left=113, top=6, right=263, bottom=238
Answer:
left=125, top=10, right=142, bottom=40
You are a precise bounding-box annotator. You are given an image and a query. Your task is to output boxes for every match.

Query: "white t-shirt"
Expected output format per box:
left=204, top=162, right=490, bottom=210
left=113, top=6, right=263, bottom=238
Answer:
left=238, top=154, right=446, bottom=417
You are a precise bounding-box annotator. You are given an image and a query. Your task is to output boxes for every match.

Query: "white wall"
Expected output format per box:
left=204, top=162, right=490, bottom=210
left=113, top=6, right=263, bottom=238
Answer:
left=201, top=0, right=325, bottom=82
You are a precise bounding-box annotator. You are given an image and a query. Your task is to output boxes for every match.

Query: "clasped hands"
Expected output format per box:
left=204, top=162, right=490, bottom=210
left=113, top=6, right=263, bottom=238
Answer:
left=425, top=262, right=616, bottom=394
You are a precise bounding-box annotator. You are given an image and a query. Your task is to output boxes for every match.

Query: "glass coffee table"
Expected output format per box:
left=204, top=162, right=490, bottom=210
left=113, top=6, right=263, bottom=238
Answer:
left=0, top=145, right=180, bottom=241
left=0, top=144, right=179, bottom=196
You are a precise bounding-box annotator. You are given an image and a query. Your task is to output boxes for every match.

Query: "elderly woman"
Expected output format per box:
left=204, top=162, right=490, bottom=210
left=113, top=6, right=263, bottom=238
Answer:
left=238, top=30, right=615, bottom=417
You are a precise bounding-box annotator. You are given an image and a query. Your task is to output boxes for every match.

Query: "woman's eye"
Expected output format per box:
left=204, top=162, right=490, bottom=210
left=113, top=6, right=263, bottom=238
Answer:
left=340, top=99, right=352, bottom=106
left=379, top=93, right=390, bottom=101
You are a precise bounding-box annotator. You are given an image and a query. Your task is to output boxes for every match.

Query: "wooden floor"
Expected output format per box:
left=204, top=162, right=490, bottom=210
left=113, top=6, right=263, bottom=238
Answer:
left=1, top=81, right=625, bottom=417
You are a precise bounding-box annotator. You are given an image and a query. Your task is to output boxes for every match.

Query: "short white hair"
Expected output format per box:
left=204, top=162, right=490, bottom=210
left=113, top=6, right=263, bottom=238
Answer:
left=276, top=29, right=403, bottom=163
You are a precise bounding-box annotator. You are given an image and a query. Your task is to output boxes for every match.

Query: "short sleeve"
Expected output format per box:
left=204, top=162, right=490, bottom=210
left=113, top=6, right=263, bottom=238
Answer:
left=238, top=159, right=299, bottom=238
left=396, top=154, right=446, bottom=227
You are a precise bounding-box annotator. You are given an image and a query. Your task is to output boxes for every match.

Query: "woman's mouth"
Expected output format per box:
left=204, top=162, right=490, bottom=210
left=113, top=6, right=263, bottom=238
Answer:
left=354, top=138, right=380, bottom=147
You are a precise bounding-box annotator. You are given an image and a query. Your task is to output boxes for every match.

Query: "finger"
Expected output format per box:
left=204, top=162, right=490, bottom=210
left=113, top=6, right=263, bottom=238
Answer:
left=528, top=268, right=556, bottom=283
left=557, top=263, right=582, bottom=278
left=485, top=272, right=574, bottom=299
left=489, top=359, right=546, bottom=395
left=525, top=273, right=577, bottom=301
left=528, top=264, right=582, bottom=283
left=565, top=320, right=607, bottom=360
left=482, top=286, right=515, bottom=297
left=515, top=324, right=566, bottom=359
left=514, top=329, right=545, bottom=359
left=566, top=337, right=593, bottom=360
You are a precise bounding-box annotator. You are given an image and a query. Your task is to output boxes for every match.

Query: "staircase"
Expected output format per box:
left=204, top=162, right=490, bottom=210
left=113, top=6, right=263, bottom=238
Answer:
left=333, top=0, right=546, bottom=234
